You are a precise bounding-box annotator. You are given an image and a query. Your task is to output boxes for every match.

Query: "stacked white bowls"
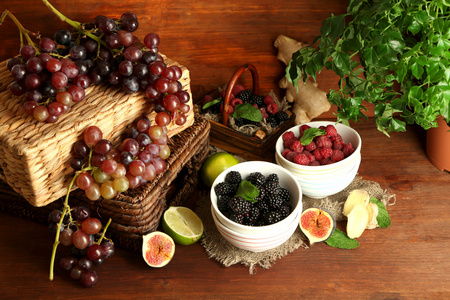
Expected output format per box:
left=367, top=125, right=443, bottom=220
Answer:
left=275, top=121, right=362, bottom=199
left=210, top=161, right=303, bottom=252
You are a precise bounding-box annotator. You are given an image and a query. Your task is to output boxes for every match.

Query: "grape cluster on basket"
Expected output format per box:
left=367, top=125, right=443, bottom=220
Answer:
left=48, top=205, right=114, bottom=288
left=5, top=9, right=190, bottom=124
left=72, top=116, right=170, bottom=200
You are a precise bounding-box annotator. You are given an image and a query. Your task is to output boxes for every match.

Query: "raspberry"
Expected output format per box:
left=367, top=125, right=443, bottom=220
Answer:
left=282, top=148, right=292, bottom=158
left=219, top=89, right=235, bottom=101
left=312, top=148, right=322, bottom=161
left=285, top=151, right=298, bottom=162
left=203, top=95, right=214, bottom=104
left=282, top=131, right=295, bottom=142
left=309, top=160, right=321, bottom=166
left=319, top=158, right=332, bottom=165
left=332, top=140, right=344, bottom=150
left=304, top=141, right=317, bottom=152
left=289, top=140, right=304, bottom=152
left=331, top=149, right=345, bottom=162
left=232, top=84, right=245, bottom=96
left=303, top=151, right=316, bottom=163
left=319, top=147, right=333, bottom=159
left=293, top=153, right=310, bottom=165
left=299, top=124, right=311, bottom=136
left=330, top=134, right=343, bottom=143
left=266, top=102, right=279, bottom=115
left=343, top=143, right=355, bottom=157
left=263, top=95, right=275, bottom=106
left=230, top=98, right=243, bottom=107
left=325, top=124, right=338, bottom=137
left=315, top=135, right=332, bottom=148
left=259, top=107, right=269, bottom=119
left=220, top=104, right=233, bottom=115
left=284, top=138, right=296, bottom=149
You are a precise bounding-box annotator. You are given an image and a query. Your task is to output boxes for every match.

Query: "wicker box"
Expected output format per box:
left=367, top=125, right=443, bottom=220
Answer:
left=0, top=55, right=194, bottom=207
left=0, top=114, right=210, bottom=251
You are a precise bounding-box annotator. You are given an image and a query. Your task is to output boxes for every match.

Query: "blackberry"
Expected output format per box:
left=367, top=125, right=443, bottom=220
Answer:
left=237, top=89, right=253, bottom=103
left=267, top=115, right=278, bottom=128
left=203, top=101, right=222, bottom=114
left=218, top=194, right=232, bottom=215
left=264, top=211, right=282, bottom=225
left=250, top=94, right=264, bottom=107
left=265, top=173, right=279, bottom=184
left=234, top=117, right=245, bottom=127
left=275, top=111, right=289, bottom=124
left=247, top=172, right=265, bottom=187
left=229, top=213, right=244, bottom=224
left=278, top=188, right=291, bottom=203
left=266, top=194, right=284, bottom=210
left=244, top=206, right=260, bottom=225
left=263, top=181, right=280, bottom=196
left=255, top=199, right=270, bottom=215
left=225, top=171, right=242, bottom=184
left=214, top=182, right=236, bottom=196
left=279, top=205, right=291, bottom=219
left=228, top=197, right=251, bottom=215
left=244, top=119, right=260, bottom=126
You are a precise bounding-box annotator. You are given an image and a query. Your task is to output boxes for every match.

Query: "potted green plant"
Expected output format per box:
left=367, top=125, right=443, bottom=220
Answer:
left=285, top=0, right=450, bottom=170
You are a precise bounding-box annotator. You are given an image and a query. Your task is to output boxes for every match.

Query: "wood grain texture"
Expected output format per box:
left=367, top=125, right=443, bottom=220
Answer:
left=0, top=0, right=350, bottom=118
left=1, top=119, right=450, bottom=298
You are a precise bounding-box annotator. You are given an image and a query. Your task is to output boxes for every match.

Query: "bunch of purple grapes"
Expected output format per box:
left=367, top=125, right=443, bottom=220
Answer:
left=7, top=11, right=191, bottom=124
left=48, top=206, right=115, bottom=288
left=71, top=116, right=169, bottom=200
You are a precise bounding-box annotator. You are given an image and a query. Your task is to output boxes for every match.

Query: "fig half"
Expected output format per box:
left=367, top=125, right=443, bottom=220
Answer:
left=142, top=231, right=175, bottom=268
left=299, top=207, right=336, bottom=245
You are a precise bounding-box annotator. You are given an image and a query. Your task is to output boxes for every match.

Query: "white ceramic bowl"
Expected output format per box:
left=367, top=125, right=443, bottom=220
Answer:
left=275, top=121, right=362, bottom=198
left=210, top=161, right=303, bottom=251
left=211, top=206, right=299, bottom=252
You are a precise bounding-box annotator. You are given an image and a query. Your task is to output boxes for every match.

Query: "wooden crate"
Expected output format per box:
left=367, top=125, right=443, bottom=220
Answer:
left=0, top=114, right=210, bottom=251
left=0, top=55, right=194, bottom=207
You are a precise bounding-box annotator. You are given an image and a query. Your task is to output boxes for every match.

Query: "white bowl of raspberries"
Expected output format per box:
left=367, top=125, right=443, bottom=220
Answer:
left=210, top=161, right=303, bottom=252
left=275, top=121, right=362, bottom=199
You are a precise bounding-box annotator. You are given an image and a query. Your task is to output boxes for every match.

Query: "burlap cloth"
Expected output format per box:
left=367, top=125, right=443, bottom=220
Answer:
left=196, top=175, right=395, bottom=274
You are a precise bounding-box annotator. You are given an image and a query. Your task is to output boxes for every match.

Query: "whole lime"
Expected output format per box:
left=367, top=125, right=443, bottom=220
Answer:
left=199, top=152, right=239, bottom=187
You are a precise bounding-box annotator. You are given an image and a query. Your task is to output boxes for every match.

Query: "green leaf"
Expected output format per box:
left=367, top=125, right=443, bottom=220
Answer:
left=325, top=228, right=360, bottom=249
left=232, top=103, right=263, bottom=122
left=202, top=98, right=221, bottom=110
left=369, top=197, right=391, bottom=228
left=300, top=128, right=326, bottom=145
left=235, top=180, right=259, bottom=203
left=333, top=52, right=352, bottom=76
left=330, top=14, right=346, bottom=41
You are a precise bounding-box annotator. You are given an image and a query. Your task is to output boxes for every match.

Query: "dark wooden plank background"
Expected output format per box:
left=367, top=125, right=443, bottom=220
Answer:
left=0, top=0, right=349, bottom=117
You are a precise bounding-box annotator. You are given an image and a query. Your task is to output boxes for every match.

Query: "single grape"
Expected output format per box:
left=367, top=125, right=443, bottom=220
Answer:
left=97, top=60, right=112, bottom=76
left=133, top=63, right=148, bottom=79
left=33, top=106, right=49, bottom=122
left=24, top=73, right=42, bottom=90
left=119, top=151, right=133, bottom=166
left=99, top=17, right=117, bottom=34
left=143, top=33, right=160, bottom=49
left=48, top=101, right=64, bottom=116
left=101, top=159, right=118, bottom=175
left=121, top=17, right=139, bottom=32
left=175, top=113, right=187, bottom=126
left=145, top=84, right=160, bottom=100
left=117, top=30, right=134, bottom=47
left=148, top=125, right=164, bottom=140
left=59, top=256, right=78, bottom=271
left=11, top=64, right=28, bottom=81
left=54, top=29, right=72, bottom=45
left=123, top=46, right=142, bottom=62
left=39, top=37, right=56, bottom=52
left=91, top=153, right=106, bottom=168
left=105, top=33, right=121, bottom=49
left=155, top=111, right=171, bottom=127
left=100, top=180, right=117, bottom=199
left=113, top=176, right=129, bottom=192
left=145, top=143, right=160, bottom=157
left=78, top=257, right=94, bottom=270
left=93, top=139, right=112, bottom=155
left=56, top=91, right=73, bottom=106
left=70, top=157, right=84, bottom=170
left=23, top=101, right=38, bottom=116
left=77, top=172, right=94, bottom=190
left=85, top=182, right=101, bottom=201
left=129, top=159, right=145, bottom=176
left=84, top=126, right=103, bottom=146
left=72, top=230, right=90, bottom=250
left=167, top=81, right=180, bottom=94
left=111, top=163, right=127, bottom=179
left=163, top=94, right=180, bottom=112
left=93, top=168, right=111, bottom=184
left=150, top=156, right=167, bottom=174
left=125, top=173, right=141, bottom=189
left=60, top=228, right=74, bottom=246
left=86, top=244, right=104, bottom=261
left=176, top=90, right=190, bottom=104
left=80, top=269, right=98, bottom=288
left=19, top=44, right=36, bottom=59
left=74, top=206, right=91, bottom=221
left=154, top=77, right=170, bottom=93
left=100, top=240, right=115, bottom=259
left=159, top=144, right=171, bottom=159
left=122, top=138, right=140, bottom=155
left=48, top=209, right=62, bottom=223
left=70, top=265, right=83, bottom=280
left=137, top=150, right=153, bottom=164
left=149, top=61, right=166, bottom=76
left=73, top=140, right=90, bottom=157
left=51, top=71, right=68, bottom=89
left=68, top=85, right=85, bottom=102
left=122, top=75, right=140, bottom=93
left=10, top=81, right=26, bottom=96
left=142, top=163, right=156, bottom=181
left=142, top=51, right=157, bottom=65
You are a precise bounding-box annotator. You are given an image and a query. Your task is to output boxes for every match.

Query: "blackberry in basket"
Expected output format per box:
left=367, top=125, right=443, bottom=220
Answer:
left=267, top=115, right=278, bottom=128
left=237, top=89, right=253, bottom=102
left=275, top=111, right=289, bottom=124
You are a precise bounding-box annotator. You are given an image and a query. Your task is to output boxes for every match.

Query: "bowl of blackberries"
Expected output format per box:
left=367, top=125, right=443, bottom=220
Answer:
left=210, top=161, right=302, bottom=252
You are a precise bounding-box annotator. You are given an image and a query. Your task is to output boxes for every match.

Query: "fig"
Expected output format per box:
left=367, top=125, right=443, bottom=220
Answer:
left=299, top=207, right=336, bottom=245
left=142, top=231, right=175, bottom=268
left=346, top=204, right=369, bottom=239
left=343, top=189, right=370, bottom=216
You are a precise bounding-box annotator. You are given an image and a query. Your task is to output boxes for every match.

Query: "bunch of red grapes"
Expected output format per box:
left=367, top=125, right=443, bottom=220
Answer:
left=48, top=206, right=115, bottom=288
left=72, top=116, right=169, bottom=200
left=6, top=12, right=191, bottom=123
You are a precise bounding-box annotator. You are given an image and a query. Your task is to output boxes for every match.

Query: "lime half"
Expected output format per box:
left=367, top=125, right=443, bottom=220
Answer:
left=162, top=206, right=204, bottom=245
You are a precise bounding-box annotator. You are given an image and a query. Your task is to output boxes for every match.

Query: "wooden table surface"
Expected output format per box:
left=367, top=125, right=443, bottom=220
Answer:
left=1, top=120, right=449, bottom=299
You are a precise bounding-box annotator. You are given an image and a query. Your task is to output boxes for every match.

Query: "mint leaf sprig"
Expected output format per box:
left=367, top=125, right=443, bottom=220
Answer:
left=300, top=127, right=326, bottom=145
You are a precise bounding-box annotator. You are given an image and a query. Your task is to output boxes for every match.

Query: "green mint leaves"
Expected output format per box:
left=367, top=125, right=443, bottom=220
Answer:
left=300, top=128, right=326, bottom=145
left=235, top=180, right=260, bottom=203
left=325, top=228, right=360, bottom=249
left=202, top=98, right=221, bottom=110
left=370, top=197, right=391, bottom=228
left=232, top=103, right=263, bottom=123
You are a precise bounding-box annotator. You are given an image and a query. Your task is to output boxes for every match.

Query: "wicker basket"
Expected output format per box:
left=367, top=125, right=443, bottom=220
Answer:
left=199, top=64, right=295, bottom=159
left=0, top=54, right=194, bottom=207
left=0, top=114, right=210, bottom=251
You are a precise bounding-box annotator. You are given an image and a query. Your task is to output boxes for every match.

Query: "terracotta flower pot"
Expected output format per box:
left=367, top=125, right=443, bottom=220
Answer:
left=426, top=116, right=450, bottom=172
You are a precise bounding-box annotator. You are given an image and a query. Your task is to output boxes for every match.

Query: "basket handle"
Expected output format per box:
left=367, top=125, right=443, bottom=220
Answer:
left=222, top=64, right=260, bottom=126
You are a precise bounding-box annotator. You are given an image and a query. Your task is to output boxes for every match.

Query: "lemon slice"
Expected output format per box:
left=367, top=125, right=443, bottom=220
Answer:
left=162, top=206, right=204, bottom=245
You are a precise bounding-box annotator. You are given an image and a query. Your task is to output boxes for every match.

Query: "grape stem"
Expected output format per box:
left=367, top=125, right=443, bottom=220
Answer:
left=0, top=9, right=41, bottom=55
left=96, top=218, right=112, bottom=245
left=41, top=0, right=111, bottom=51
